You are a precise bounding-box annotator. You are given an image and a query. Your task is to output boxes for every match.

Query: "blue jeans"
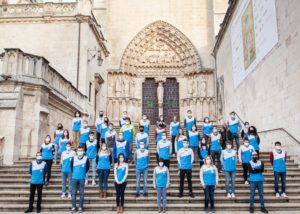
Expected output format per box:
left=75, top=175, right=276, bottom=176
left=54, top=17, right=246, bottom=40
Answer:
left=136, top=168, right=148, bottom=194
left=61, top=172, right=72, bottom=194
left=224, top=171, right=236, bottom=194
left=231, top=133, right=240, bottom=151
left=54, top=144, right=58, bottom=161
left=86, top=158, right=96, bottom=180
left=156, top=187, right=167, bottom=209
left=274, top=172, right=286, bottom=194
left=204, top=185, right=215, bottom=209
left=98, top=169, right=110, bottom=191
left=72, top=179, right=85, bottom=209
left=191, top=147, right=199, bottom=162
left=250, top=181, right=265, bottom=208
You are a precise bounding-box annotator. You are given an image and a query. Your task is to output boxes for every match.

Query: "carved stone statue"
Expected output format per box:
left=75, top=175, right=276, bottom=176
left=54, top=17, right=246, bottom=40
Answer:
left=187, top=76, right=194, bottom=97
left=124, top=75, right=130, bottom=97
left=115, top=75, right=122, bottom=97
left=200, top=80, right=207, bottom=97
left=192, top=76, right=198, bottom=97
left=130, top=78, right=136, bottom=97
left=157, top=82, right=164, bottom=104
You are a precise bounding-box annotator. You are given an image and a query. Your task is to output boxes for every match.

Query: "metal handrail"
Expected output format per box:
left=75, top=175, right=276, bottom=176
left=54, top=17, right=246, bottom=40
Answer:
left=258, top=128, right=300, bottom=145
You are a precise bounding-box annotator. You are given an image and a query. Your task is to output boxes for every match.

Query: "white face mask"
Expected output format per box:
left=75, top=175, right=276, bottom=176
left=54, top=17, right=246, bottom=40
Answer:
left=226, top=145, right=232, bottom=150
left=183, top=143, right=189, bottom=148
left=140, top=145, right=145, bottom=149
left=36, top=156, right=42, bottom=161
left=213, top=129, right=218, bottom=134
left=244, top=142, right=249, bottom=147
left=123, top=113, right=127, bottom=117
left=77, top=151, right=84, bottom=156
left=159, top=162, right=164, bottom=167
left=119, top=157, right=124, bottom=163
left=64, top=132, right=68, bottom=136
left=66, top=146, right=71, bottom=151
left=192, top=127, right=196, bottom=131
left=109, top=126, right=113, bottom=130
left=83, top=123, right=88, bottom=127
left=125, top=121, right=129, bottom=125
left=102, top=146, right=107, bottom=151
left=143, top=116, right=147, bottom=120
left=202, top=146, right=206, bottom=150
left=119, top=135, right=123, bottom=140
left=45, top=138, right=50, bottom=143
left=206, top=159, right=212, bottom=164
left=162, top=136, right=166, bottom=140
left=89, top=136, right=94, bottom=141
left=76, top=113, right=80, bottom=117
left=230, top=115, right=235, bottom=119
left=275, top=146, right=281, bottom=150
left=205, top=119, right=209, bottom=123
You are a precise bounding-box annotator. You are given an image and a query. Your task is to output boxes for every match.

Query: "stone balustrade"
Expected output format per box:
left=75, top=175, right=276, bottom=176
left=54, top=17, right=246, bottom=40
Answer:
left=0, top=48, right=87, bottom=111
left=0, top=135, right=4, bottom=166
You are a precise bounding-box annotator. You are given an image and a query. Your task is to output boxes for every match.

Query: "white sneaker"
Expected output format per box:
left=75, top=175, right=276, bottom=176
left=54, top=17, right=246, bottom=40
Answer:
left=85, top=179, right=88, bottom=185
left=227, top=193, right=231, bottom=198
left=78, top=207, right=83, bottom=213
left=71, top=208, right=76, bottom=213
left=61, top=193, right=66, bottom=198
left=281, top=193, right=288, bottom=198
left=231, top=193, right=236, bottom=198
left=68, top=193, right=72, bottom=198
left=92, top=180, right=96, bottom=186
left=276, top=193, right=280, bottom=198
left=245, top=181, right=249, bottom=185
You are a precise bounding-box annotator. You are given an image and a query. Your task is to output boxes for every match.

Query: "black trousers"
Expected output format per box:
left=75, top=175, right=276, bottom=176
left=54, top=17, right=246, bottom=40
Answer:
left=171, top=136, right=176, bottom=154
left=114, top=182, right=127, bottom=207
left=211, top=151, right=221, bottom=172
left=29, top=184, right=43, bottom=209
left=96, top=132, right=101, bottom=143
left=44, top=160, right=52, bottom=182
left=242, top=163, right=249, bottom=181
left=179, top=169, right=193, bottom=195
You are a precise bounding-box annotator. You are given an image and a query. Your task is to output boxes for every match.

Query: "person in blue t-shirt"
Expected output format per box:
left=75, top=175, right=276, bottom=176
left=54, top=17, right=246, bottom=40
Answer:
left=220, top=141, right=237, bottom=198
left=70, top=146, right=89, bottom=213
left=170, top=116, right=181, bottom=156
left=238, top=140, right=255, bottom=184
left=153, top=159, right=170, bottom=213
left=79, top=120, right=90, bottom=151
left=85, top=131, right=98, bottom=186
left=95, top=110, right=105, bottom=143
left=114, top=153, right=129, bottom=213
left=39, top=135, right=55, bottom=186
left=209, top=126, right=222, bottom=172
left=199, top=137, right=209, bottom=167
left=200, top=155, right=219, bottom=213
left=53, top=123, right=63, bottom=164
left=60, top=142, right=76, bottom=198
left=248, top=152, right=268, bottom=214
left=202, top=117, right=213, bottom=140
left=248, top=126, right=260, bottom=157
left=24, top=152, right=47, bottom=214
left=226, top=111, right=242, bottom=151
left=184, top=110, right=196, bottom=137
left=270, top=141, right=288, bottom=198
left=177, top=139, right=194, bottom=198
left=72, top=111, right=83, bottom=148
left=96, top=142, right=112, bottom=198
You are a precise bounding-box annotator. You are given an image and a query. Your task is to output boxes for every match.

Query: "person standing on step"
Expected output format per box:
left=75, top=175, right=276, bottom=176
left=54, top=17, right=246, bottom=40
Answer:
left=120, top=117, right=135, bottom=162
left=249, top=152, right=269, bottom=213
left=156, top=115, right=166, bottom=127
left=135, top=141, right=150, bottom=197
left=220, top=124, right=228, bottom=149
left=40, top=135, right=54, bottom=186
left=53, top=123, right=64, bottom=164
left=220, top=141, right=237, bottom=198
left=153, top=158, right=170, bottom=213
left=24, top=152, right=47, bottom=214
left=135, top=125, right=149, bottom=149
left=227, top=111, right=242, bottom=151
left=170, top=116, right=181, bottom=156
left=157, top=132, right=172, bottom=168
left=202, top=117, right=213, bottom=141
left=113, top=132, right=129, bottom=163
left=72, top=111, right=83, bottom=149
left=96, top=142, right=112, bottom=198
left=100, top=117, right=109, bottom=143
left=248, top=126, right=260, bottom=158
left=184, top=110, right=196, bottom=138
left=155, top=123, right=167, bottom=144
left=85, top=131, right=98, bottom=186
left=241, top=121, right=250, bottom=140
left=95, top=110, right=105, bottom=144
left=105, top=123, right=118, bottom=164
left=59, top=129, right=72, bottom=157
left=79, top=120, right=90, bottom=151
left=70, top=146, right=89, bottom=213
left=177, top=139, right=194, bottom=198
left=139, top=114, right=150, bottom=135
left=270, top=141, right=288, bottom=198
left=188, top=124, right=200, bottom=163
left=200, top=155, right=218, bottom=213
left=114, top=153, right=129, bottom=213
left=61, top=142, right=76, bottom=199
left=175, top=128, right=187, bottom=153
left=238, top=139, right=255, bottom=185
left=199, top=138, right=209, bottom=167
left=119, top=111, right=128, bottom=128
left=209, top=126, right=222, bottom=172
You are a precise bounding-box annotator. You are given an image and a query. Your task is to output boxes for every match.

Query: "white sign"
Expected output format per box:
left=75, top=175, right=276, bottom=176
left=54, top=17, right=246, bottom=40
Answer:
left=230, top=0, right=278, bottom=88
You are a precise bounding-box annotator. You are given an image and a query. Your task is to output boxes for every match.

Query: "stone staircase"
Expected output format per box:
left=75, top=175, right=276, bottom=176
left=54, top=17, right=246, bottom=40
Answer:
left=0, top=125, right=300, bottom=212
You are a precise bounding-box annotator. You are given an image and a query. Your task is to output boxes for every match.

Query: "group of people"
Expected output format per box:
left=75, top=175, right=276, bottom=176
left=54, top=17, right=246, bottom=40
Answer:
left=24, top=110, right=288, bottom=214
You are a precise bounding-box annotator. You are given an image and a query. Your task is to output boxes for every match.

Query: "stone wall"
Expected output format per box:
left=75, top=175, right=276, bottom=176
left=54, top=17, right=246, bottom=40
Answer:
left=215, top=0, right=300, bottom=142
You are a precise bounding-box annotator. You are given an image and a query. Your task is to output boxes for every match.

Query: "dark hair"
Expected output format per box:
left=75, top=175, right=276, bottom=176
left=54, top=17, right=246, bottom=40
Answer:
left=89, top=131, right=95, bottom=135
left=248, top=126, right=258, bottom=136
left=275, top=141, right=281, bottom=146
left=158, top=158, right=164, bottom=163
left=183, top=138, right=188, bottom=142
left=61, top=129, right=70, bottom=140
left=230, top=111, right=236, bottom=115
left=77, top=146, right=84, bottom=150
left=226, top=140, right=233, bottom=145
left=139, top=125, right=144, bottom=129
left=66, top=142, right=72, bottom=146
left=57, top=123, right=63, bottom=129
left=109, top=123, right=114, bottom=126
left=204, top=117, right=209, bottom=121
left=244, top=121, right=249, bottom=126
left=117, top=153, right=126, bottom=167
left=36, top=152, right=41, bottom=156
left=45, top=135, right=51, bottom=142
left=191, top=124, right=197, bottom=131
left=74, top=111, right=81, bottom=117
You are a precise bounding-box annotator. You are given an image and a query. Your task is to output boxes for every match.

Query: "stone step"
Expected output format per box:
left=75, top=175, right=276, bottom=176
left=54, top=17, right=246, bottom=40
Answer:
left=1, top=202, right=300, bottom=212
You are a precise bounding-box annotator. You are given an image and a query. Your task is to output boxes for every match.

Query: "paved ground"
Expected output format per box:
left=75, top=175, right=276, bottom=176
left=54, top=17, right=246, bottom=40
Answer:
left=4, top=211, right=300, bottom=214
